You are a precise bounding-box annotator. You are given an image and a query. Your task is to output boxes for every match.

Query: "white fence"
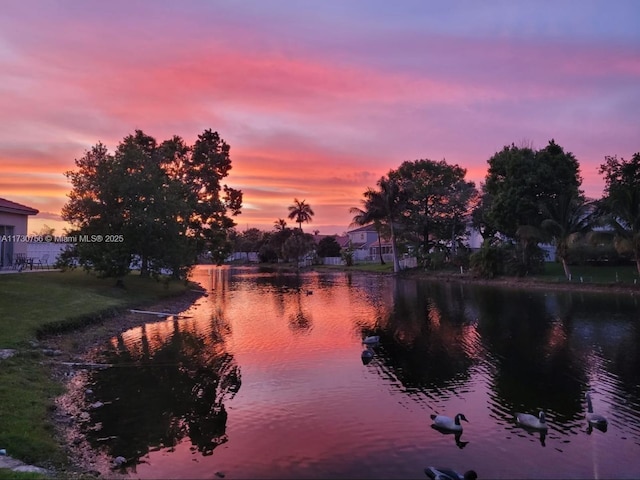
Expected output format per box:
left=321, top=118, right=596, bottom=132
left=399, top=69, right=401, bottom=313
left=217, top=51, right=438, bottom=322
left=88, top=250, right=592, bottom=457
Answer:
left=26, top=242, right=72, bottom=267
left=399, top=257, right=418, bottom=269
left=322, top=257, right=344, bottom=266
left=321, top=256, right=418, bottom=270
left=226, top=252, right=260, bottom=262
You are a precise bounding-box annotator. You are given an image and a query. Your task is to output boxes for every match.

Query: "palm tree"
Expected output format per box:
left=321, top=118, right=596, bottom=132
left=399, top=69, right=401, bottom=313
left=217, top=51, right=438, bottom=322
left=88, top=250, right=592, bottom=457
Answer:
left=514, top=224, right=546, bottom=274
left=541, top=194, right=594, bottom=280
left=378, top=179, right=403, bottom=273
left=598, top=153, right=640, bottom=275
left=274, top=218, right=287, bottom=231
left=287, top=198, right=315, bottom=232
left=349, top=192, right=386, bottom=265
left=362, top=178, right=403, bottom=273
left=599, top=187, right=640, bottom=275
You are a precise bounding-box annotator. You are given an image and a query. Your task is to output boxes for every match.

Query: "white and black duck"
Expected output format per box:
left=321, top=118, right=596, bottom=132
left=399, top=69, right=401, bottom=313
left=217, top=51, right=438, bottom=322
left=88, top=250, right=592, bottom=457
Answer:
left=515, top=411, right=548, bottom=431
left=430, top=413, right=468, bottom=432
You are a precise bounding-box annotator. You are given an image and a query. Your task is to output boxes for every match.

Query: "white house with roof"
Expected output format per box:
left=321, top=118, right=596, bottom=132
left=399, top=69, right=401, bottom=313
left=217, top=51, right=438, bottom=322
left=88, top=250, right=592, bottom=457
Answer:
left=345, top=224, right=394, bottom=262
left=345, top=221, right=487, bottom=264
left=0, top=197, right=39, bottom=268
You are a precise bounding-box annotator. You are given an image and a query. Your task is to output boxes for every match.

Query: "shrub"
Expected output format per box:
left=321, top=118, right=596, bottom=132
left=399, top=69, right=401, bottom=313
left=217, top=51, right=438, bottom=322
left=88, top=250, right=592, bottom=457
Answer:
left=469, top=242, right=502, bottom=278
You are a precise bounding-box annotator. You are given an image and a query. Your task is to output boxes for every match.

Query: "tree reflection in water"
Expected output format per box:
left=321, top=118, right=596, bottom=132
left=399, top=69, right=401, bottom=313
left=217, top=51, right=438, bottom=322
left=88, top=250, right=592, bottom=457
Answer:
left=363, top=277, right=594, bottom=437
left=288, top=290, right=313, bottom=333
left=367, top=278, right=476, bottom=394
left=81, top=314, right=240, bottom=468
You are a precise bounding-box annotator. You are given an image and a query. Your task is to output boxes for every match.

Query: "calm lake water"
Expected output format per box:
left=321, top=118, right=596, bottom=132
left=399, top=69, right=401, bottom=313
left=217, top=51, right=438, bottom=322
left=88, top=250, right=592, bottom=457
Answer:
left=76, top=266, right=640, bottom=479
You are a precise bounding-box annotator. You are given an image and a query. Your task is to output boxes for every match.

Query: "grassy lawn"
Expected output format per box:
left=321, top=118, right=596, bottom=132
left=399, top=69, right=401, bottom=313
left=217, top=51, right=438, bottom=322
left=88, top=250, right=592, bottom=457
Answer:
left=0, top=270, right=190, bottom=473
left=316, top=260, right=640, bottom=286
left=315, top=262, right=395, bottom=274
left=534, top=262, right=640, bottom=285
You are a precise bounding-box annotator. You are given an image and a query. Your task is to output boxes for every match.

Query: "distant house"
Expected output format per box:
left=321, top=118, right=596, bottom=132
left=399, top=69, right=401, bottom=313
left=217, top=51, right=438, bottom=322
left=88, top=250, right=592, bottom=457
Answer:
left=346, top=224, right=393, bottom=262
left=347, top=222, right=485, bottom=264
left=0, top=197, right=39, bottom=268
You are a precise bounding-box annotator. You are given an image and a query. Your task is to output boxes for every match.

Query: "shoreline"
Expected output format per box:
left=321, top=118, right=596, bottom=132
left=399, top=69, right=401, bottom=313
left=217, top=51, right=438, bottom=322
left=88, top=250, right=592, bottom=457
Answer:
left=311, top=263, right=640, bottom=296
left=399, top=269, right=640, bottom=296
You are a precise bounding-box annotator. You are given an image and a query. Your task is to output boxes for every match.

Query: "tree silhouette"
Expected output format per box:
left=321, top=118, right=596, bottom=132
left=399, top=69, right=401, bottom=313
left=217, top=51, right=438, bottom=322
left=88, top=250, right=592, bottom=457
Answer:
left=598, top=153, right=640, bottom=275
left=349, top=193, right=387, bottom=265
left=287, top=198, right=315, bottom=232
left=541, top=194, right=594, bottom=279
left=274, top=218, right=287, bottom=231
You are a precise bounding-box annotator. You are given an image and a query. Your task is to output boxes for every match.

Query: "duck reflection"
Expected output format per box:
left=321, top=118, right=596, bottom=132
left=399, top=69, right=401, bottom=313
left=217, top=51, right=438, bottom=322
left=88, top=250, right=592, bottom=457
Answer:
left=82, top=314, right=241, bottom=467
left=587, top=422, right=608, bottom=434
left=515, top=424, right=547, bottom=447
left=430, top=425, right=470, bottom=449
left=361, top=347, right=375, bottom=365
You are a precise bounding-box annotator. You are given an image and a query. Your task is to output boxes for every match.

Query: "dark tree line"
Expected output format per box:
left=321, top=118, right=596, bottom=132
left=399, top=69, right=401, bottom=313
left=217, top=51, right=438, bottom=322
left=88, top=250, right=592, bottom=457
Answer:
left=61, top=129, right=242, bottom=280
left=350, top=139, right=640, bottom=278
left=230, top=198, right=344, bottom=266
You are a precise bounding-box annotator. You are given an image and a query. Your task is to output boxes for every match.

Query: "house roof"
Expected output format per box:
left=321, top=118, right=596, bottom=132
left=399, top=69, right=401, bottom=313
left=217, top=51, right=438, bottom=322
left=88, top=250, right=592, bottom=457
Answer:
left=312, top=233, right=351, bottom=250
left=311, top=233, right=334, bottom=245
left=348, top=224, right=378, bottom=234
left=0, top=197, right=39, bottom=216
left=335, top=235, right=350, bottom=248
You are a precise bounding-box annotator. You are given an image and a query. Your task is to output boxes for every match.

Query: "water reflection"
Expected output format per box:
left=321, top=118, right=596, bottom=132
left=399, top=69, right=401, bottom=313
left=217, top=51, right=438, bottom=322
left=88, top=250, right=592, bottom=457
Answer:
left=81, top=310, right=240, bottom=471
left=514, top=423, right=547, bottom=447
left=369, top=279, right=477, bottom=396
left=75, top=267, right=640, bottom=479
left=430, top=425, right=470, bottom=449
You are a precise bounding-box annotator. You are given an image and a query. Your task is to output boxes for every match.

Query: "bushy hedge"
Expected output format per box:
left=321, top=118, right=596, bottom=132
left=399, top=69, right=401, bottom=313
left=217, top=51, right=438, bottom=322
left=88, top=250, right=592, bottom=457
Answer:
left=469, top=241, right=545, bottom=278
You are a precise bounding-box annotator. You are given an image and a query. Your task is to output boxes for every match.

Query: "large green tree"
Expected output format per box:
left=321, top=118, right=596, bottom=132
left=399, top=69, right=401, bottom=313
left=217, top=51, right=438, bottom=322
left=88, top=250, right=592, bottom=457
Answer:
left=282, top=231, right=316, bottom=269
left=316, top=236, right=342, bottom=258
left=597, top=152, right=640, bottom=274
left=62, top=142, right=133, bottom=279
left=540, top=194, right=594, bottom=280
left=481, top=140, right=582, bottom=238
left=62, top=129, right=243, bottom=280
left=479, top=140, right=583, bottom=273
left=388, top=159, right=478, bottom=258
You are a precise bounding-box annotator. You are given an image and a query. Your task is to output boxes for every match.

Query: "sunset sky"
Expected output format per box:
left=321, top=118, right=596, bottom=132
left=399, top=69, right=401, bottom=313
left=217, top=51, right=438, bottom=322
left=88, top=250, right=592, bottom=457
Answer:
left=1, top=1, right=639, bottom=235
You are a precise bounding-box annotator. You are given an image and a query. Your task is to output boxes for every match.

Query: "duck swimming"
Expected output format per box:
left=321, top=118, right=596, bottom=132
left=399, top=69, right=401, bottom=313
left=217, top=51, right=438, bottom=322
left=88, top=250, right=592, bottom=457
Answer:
left=430, top=413, right=468, bottom=432
left=363, top=335, right=380, bottom=345
left=515, top=411, right=548, bottom=431
left=585, top=392, right=608, bottom=430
